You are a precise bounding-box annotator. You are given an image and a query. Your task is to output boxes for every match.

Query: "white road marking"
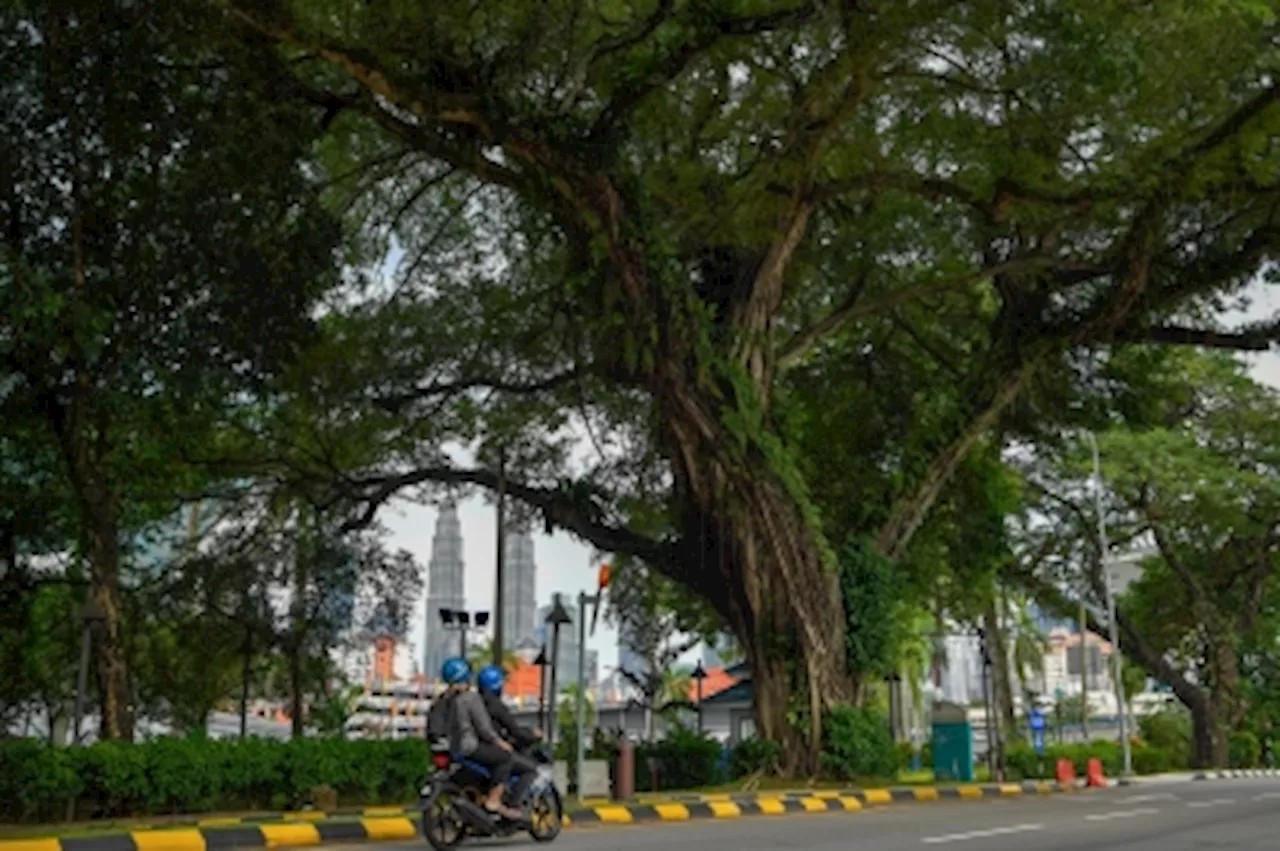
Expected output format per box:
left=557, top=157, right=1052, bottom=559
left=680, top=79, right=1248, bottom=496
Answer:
left=921, top=824, right=1044, bottom=845
left=1253, top=792, right=1280, bottom=801
left=1086, top=808, right=1159, bottom=821
left=1116, top=793, right=1177, bottom=804
left=1187, top=798, right=1234, bottom=808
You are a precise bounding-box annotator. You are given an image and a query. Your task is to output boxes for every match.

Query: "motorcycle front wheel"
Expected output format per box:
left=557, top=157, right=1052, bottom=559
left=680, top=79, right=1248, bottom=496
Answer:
left=527, top=786, right=563, bottom=843
left=421, top=783, right=468, bottom=850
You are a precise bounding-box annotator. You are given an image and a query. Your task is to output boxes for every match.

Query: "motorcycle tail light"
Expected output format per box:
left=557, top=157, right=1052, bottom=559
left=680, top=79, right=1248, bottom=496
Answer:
left=432, top=753, right=451, bottom=770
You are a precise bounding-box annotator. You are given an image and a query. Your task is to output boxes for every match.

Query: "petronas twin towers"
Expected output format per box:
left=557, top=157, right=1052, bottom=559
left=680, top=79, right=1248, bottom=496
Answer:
left=422, top=503, right=538, bottom=681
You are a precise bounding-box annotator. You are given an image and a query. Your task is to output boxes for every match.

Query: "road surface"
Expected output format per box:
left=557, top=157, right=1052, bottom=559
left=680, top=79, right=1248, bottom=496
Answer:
left=351, top=776, right=1280, bottom=850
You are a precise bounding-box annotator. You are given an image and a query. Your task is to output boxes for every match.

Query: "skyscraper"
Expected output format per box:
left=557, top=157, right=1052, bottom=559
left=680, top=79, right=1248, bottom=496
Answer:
left=424, top=503, right=465, bottom=682
left=618, top=623, right=646, bottom=681
left=501, top=529, right=538, bottom=647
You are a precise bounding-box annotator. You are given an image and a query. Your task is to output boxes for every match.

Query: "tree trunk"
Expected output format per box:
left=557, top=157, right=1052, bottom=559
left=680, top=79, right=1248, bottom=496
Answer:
left=666, top=402, right=852, bottom=773
left=86, top=519, right=133, bottom=742
left=1189, top=696, right=1229, bottom=769
left=43, top=388, right=134, bottom=742
left=288, top=643, right=305, bottom=739
left=240, top=631, right=252, bottom=738
left=984, top=600, right=1018, bottom=743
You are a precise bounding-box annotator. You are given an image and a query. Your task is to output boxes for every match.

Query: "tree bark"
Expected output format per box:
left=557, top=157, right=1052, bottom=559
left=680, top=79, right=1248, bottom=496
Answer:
left=666, top=401, right=852, bottom=773
left=984, top=599, right=1018, bottom=743
left=53, top=405, right=134, bottom=742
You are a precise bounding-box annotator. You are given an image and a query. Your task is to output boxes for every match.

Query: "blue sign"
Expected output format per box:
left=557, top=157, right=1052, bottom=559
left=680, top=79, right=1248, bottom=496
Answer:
left=1033, top=728, right=1046, bottom=755
left=1029, top=709, right=1047, bottom=732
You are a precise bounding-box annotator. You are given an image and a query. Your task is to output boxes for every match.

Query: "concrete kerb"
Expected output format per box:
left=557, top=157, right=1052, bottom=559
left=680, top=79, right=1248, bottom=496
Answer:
left=1193, top=768, right=1280, bottom=780
left=0, top=781, right=1078, bottom=850
left=537, top=781, right=1071, bottom=828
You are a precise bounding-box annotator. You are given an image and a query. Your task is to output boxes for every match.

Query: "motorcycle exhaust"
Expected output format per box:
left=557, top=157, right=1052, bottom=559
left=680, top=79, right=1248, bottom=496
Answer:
left=452, top=798, right=498, bottom=836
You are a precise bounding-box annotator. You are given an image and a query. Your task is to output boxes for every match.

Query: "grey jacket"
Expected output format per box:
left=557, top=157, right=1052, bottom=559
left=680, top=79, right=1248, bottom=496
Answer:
left=447, top=689, right=501, bottom=755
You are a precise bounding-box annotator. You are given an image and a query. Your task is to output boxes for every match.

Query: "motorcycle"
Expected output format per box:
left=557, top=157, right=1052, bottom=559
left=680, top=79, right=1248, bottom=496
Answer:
left=420, top=739, right=563, bottom=849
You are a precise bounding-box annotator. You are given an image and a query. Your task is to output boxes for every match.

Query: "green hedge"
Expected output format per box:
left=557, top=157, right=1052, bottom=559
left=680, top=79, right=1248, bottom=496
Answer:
left=1002, top=739, right=1186, bottom=780
left=0, top=737, right=429, bottom=824
left=821, top=705, right=898, bottom=780
left=635, top=725, right=725, bottom=792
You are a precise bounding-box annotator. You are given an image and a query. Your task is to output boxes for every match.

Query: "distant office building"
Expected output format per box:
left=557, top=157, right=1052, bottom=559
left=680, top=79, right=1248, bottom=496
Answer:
left=501, top=530, right=538, bottom=647
left=423, top=503, right=466, bottom=682
left=618, top=622, right=646, bottom=681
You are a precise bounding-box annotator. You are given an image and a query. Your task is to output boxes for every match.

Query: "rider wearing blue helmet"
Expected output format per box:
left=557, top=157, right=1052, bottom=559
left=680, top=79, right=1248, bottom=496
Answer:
left=477, top=665, right=542, bottom=809
left=439, top=657, right=522, bottom=820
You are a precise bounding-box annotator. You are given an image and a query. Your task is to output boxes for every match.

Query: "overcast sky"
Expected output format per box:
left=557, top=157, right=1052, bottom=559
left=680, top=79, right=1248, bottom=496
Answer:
left=381, top=281, right=1279, bottom=675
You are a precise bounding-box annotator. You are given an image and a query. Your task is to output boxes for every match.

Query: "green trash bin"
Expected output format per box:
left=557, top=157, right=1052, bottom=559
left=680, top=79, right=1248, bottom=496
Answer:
left=932, top=700, right=974, bottom=782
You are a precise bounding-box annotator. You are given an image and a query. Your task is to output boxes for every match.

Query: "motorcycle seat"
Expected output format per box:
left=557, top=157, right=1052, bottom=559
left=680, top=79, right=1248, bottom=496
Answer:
left=452, top=755, right=493, bottom=778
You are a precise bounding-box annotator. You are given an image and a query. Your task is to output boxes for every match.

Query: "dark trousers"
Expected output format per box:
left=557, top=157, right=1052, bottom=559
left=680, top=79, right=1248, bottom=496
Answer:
left=504, top=751, right=538, bottom=805
left=467, top=742, right=514, bottom=787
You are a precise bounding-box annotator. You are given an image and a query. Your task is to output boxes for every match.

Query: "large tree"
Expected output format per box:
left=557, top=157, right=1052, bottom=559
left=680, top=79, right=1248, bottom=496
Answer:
left=0, top=1, right=341, bottom=738
left=1016, top=352, right=1280, bottom=767
left=219, top=0, right=1280, bottom=763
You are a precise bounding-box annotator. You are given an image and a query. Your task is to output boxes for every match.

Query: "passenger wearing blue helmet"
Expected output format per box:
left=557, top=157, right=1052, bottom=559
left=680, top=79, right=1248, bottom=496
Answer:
left=439, top=657, right=522, bottom=820
left=477, top=665, right=542, bottom=808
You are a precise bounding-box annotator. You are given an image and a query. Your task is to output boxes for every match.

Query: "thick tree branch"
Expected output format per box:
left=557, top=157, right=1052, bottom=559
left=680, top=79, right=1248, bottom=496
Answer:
left=778, top=255, right=1099, bottom=369
left=874, top=361, right=1036, bottom=559
left=341, top=465, right=692, bottom=587
left=372, top=366, right=585, bottom=414
left=586, top=2, right=818, bottom=148
left=1118, top=319, right=1280, bottom=352
left=1142, top=508, right=1207, bottom=600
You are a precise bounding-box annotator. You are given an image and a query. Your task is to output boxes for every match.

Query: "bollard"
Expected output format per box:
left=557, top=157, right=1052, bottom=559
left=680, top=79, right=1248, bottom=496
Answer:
left=1055, top=758, right=1076, bottom=785
left=1086, top=757, right=1106, bottom=788
left=613, top=739, right=635, bottom=801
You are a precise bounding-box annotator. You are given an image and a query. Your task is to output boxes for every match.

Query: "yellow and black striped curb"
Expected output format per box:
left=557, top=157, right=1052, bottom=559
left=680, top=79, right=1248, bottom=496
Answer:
left=0, top=782, right=1073, bottom=850
left=1194, top=768, right=1280, bottom=780
left=0, top=818, right=420, bottom=851
left=565, top=781, right=1070, bottom=826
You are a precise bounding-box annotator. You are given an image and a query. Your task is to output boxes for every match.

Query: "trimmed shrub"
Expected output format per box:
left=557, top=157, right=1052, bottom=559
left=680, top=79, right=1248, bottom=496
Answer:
left=728, top=736, right=780, bottom=778
left=821, top=705, right=897, bottom=781
left=1229, top=731, right=1261, bottom=769
left=1138, top=708, right=1192, bottom=766
left=634, top=725, right=724, bottom=792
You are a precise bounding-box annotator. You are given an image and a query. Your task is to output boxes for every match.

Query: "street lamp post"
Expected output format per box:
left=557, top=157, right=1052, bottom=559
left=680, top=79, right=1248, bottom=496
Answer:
left=692, top=661, right=708, bottom=734
left=438, top=608, right=490, bottom=658
left=535, top=646, right=549, bottom=733
left=1085, top=430, right=1132, bottom=776
left=543, top=594, right=572, bottom=750
left=885, top=672, right=902, bottom=743
left=574, top=590, right=602, bottom=802
left=72, top=596, right=107, bottom=746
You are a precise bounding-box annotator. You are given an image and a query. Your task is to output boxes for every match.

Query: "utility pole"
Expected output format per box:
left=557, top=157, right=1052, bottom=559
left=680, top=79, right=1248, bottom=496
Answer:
left=1086, top=430, right=1131, bottom=775
left=493, top=448, right=507, bottom=665
left=1079, top=595, right=1089, bottom=741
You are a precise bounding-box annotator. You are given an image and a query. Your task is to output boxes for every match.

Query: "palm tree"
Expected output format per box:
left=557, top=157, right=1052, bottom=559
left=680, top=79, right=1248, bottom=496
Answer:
left=659, top=669, right=693, bottom=707
left=468, top=639, right=520, bottom=673
left=556, top=681, right=598, bottom=748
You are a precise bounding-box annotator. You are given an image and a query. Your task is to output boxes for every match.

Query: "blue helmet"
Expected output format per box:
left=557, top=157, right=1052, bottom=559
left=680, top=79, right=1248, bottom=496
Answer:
left=477, top=664, right=506, bottom=695
left=441, top=657, right=471, bottom=685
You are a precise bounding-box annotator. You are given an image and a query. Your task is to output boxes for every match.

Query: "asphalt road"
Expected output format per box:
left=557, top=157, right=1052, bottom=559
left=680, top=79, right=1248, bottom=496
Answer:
left=348, top=776, right=1280, bottom=850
